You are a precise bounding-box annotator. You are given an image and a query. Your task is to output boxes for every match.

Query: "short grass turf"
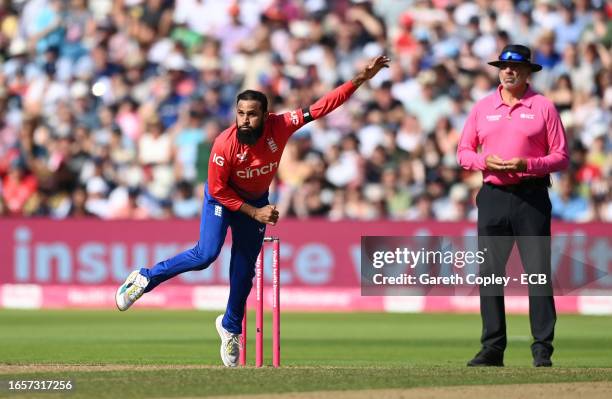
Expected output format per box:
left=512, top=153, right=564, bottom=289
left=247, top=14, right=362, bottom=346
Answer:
left=0, top=310, right=611, bottom=398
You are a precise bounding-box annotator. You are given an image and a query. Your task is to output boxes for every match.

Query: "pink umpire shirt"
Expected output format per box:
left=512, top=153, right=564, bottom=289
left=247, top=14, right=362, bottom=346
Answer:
left=457, top=85, right=569, bottom=185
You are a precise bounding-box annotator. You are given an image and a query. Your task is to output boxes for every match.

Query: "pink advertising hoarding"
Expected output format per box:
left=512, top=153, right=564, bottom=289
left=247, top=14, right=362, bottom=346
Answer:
left=1, top=219, right=611, bottom=314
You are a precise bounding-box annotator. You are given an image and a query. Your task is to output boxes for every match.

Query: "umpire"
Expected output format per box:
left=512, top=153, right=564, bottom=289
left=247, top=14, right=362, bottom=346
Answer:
left=457, top=44, right=569, bottom=367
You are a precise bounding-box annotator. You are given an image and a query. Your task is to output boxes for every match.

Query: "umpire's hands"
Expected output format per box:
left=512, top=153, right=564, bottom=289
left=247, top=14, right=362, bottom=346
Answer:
left=254, top=205, right=279, bottom=225
left=503, top=157, right=528, bottom=172
left=485, top=155, right=506, bottom=171
left=485, top=155, right=528, bottom=172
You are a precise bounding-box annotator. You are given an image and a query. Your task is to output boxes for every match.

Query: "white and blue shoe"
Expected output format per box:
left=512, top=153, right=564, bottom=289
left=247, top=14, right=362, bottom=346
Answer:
left=215, top=315, right=241, bottom=367
left=115, top=270, right=149, bottom=311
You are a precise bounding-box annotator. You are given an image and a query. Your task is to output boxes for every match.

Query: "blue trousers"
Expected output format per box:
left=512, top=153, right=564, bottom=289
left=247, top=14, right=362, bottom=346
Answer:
left=140, top=184, right=267, bottom=334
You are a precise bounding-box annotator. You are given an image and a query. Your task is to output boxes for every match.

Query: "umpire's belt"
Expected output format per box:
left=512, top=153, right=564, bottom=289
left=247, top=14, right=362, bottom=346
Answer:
left=485, top=176, right=551, bottom=193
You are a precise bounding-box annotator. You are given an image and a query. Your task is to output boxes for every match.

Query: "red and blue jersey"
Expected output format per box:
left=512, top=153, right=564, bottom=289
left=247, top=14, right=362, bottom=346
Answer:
left=208, top=81, right=357, bottom=211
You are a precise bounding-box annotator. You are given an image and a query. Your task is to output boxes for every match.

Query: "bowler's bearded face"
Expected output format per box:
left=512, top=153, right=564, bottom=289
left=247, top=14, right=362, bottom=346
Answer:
left=236, top=100, right=265, bottom=145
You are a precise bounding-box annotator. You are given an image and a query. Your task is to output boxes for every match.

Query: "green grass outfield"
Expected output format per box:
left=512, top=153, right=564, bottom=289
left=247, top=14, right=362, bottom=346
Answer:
left=0, top=310, right=611, bottom=398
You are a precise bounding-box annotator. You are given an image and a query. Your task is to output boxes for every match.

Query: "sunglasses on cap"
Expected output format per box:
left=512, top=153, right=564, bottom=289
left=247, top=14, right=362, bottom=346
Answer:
left=500, top=51, right=527, bottom=62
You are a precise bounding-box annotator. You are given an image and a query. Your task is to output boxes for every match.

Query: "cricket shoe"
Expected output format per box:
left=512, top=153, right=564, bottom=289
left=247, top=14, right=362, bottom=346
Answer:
left=215, top=315, right=241, bottom=367
left=115, top=270, right=149, bottom=311
left=467, top=349, right=504, bottom=367
left=533, top=347, right=553, bottom=367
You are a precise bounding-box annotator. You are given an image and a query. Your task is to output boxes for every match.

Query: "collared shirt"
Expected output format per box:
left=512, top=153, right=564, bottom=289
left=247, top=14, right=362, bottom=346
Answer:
left=457, top=85, right=569, bottom=185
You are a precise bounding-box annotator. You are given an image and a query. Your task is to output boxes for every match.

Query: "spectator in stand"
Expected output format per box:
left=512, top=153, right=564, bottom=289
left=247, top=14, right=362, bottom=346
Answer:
left=2, top=161, right=37, bottom=215
left=550, top=172, right=592, bottom=222
left=172, top=180, right=200, bottom=219
left=66, top=185, right=94, bottom=218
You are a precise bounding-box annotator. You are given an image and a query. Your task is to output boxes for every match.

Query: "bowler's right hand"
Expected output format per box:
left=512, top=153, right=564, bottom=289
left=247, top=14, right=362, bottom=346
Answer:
left=254, top=205, right=279, bottom=225
left=351, top=55, right=391, bottom=86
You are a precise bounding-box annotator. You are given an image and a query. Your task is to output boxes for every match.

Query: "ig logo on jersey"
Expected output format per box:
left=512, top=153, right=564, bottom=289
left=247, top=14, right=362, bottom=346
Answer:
left=213, top=153, right=225, bottom=166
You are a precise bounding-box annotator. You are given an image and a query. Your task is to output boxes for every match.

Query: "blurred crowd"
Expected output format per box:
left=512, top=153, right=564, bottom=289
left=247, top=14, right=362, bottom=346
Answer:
left=0, top=0, right=610, bottom=222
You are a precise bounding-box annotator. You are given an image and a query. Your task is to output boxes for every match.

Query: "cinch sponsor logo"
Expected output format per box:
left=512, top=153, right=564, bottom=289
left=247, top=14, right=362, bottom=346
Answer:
left=486, top=114, right=502, bottom=121
left=520, top=113, right=535, bottom=119
left=236, top=162, right=279, bottom=179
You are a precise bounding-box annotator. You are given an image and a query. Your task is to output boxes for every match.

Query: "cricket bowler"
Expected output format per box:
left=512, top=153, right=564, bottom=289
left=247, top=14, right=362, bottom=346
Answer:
left=115, top=55, right=390, bottom=367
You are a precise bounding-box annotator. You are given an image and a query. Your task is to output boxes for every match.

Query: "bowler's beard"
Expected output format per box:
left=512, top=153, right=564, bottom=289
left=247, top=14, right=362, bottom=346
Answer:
left=236, top=122, right=264, bottom=145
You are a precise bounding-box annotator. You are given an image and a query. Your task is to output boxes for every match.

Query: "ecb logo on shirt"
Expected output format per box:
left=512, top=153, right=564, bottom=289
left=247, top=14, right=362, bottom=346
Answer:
left=267, top=137, right=278, bottom=153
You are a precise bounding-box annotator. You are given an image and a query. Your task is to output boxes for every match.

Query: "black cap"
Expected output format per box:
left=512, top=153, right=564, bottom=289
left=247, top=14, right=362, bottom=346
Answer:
left=488, top=44, right=542, bottom=72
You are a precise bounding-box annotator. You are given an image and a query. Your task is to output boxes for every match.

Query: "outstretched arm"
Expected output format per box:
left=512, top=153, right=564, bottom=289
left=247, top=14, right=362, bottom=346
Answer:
left=280, top=56, right=391, bottom=132
left=351, top=55, right=391, bottom=87
left=309, top=55, right=391, bottom=120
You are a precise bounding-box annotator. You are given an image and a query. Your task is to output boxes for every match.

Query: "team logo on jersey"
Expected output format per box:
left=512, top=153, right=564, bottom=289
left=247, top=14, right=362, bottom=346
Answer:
left=237, top=152, right=247, bottom=162
left=267, top=137, right=278, bottom=153
left=213, top=153, right=225, bottom=166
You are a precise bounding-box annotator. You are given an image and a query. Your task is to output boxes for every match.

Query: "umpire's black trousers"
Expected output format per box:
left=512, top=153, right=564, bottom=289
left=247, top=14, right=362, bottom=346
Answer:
left=476, top=179, right=556, bottom=355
